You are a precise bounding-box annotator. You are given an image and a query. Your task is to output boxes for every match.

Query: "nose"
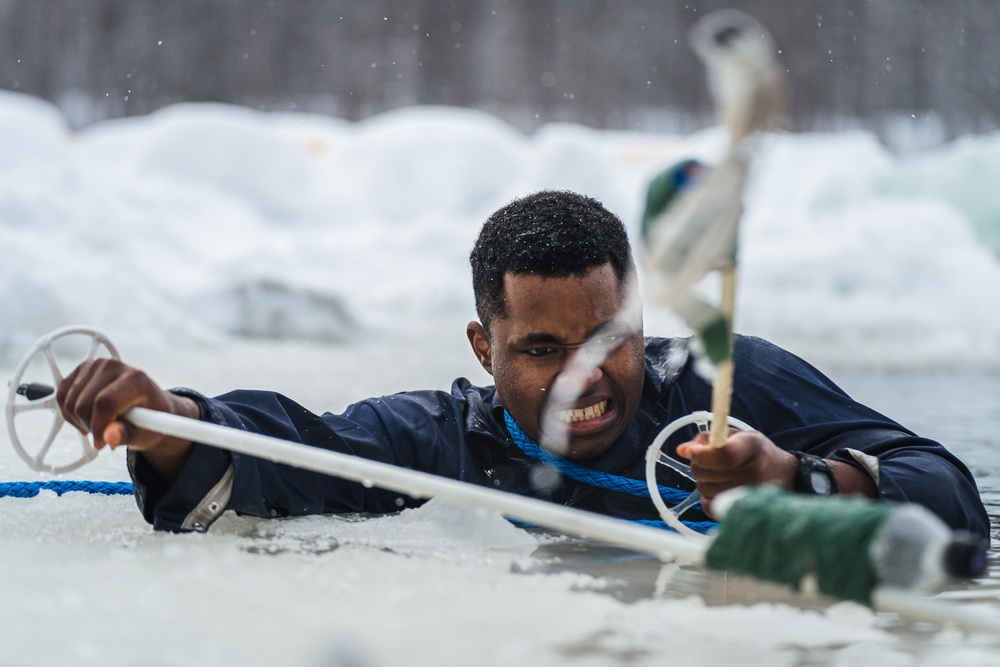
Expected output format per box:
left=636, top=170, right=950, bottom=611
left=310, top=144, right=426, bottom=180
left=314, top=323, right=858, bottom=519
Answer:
left=581, top=364, right=604, bottom=389
left=550, top=351, right=607, bottom=402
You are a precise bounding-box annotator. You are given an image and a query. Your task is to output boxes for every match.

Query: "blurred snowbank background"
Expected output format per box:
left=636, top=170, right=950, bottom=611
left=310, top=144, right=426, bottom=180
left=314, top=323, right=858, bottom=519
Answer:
left=3, top=91, right=1000, bottom=370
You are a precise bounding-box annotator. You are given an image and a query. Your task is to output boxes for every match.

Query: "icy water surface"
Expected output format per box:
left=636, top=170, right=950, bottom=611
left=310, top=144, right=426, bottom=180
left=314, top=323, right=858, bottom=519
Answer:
left=3, top=338, right=1000, bottom=666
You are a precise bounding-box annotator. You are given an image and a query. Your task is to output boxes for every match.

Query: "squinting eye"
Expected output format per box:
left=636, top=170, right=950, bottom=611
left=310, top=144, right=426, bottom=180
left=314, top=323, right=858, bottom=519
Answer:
left=594, top=334, right=624, bottom=347
left=525, top=347, right=556, bottom=357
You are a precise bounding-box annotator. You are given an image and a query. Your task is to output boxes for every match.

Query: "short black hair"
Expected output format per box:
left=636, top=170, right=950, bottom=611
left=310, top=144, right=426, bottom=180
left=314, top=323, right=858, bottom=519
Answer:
left=470, top=190, right=635, bottom=332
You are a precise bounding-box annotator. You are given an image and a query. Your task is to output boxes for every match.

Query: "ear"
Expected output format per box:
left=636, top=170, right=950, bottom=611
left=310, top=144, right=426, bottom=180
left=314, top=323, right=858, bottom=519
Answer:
left=466, top=321, right=494, bottom=375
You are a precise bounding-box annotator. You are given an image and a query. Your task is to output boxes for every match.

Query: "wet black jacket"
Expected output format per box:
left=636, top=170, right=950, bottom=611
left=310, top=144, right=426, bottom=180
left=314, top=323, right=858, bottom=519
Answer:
left=129, top=335, right=990, bottom=537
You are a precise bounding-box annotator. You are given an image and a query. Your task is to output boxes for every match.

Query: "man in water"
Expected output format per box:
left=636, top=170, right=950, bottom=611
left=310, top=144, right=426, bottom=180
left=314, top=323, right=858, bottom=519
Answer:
left=56, top=190, right=989, bottom=536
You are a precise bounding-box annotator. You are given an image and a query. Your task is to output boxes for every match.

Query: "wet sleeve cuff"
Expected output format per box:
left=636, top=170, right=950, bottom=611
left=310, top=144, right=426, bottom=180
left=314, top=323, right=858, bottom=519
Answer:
left=843, top=447, right=881, bottom=488
left=127, top=388, right=235, bottom=533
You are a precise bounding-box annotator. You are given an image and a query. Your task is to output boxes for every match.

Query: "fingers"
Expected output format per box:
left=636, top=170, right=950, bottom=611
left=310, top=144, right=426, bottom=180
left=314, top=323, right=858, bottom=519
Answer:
left=675, top=429, right=797, bottom=514
left=103, top=421, right=131, bottom=449
left=56, top=359, right=155, bottom=451
left=676, top=430, right=744, bottom=468
left=56, top=363, right=90, bottom=436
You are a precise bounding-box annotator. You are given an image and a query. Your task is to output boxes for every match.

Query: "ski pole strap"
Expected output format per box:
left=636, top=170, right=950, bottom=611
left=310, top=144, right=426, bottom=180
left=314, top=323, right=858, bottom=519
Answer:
left=0, top=480, right=134, bottom=498
left=503, top=411, right=717, bottom=534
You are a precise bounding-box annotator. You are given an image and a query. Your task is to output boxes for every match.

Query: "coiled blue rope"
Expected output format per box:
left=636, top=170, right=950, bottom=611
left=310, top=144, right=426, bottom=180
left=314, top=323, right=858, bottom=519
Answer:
left=503, top=411, right=717, bottom=534
left=0, top=480, right=134, bottom=498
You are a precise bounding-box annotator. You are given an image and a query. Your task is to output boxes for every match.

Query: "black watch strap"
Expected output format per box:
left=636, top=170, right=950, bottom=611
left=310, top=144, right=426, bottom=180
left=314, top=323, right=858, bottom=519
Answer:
left=792, top=451, right=838, bottom=496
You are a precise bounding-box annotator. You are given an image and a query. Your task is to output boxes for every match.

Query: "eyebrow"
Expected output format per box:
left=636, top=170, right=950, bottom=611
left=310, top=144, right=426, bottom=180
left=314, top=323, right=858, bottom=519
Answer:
left=513, top=321, right=630, bottom=348
left=515, top=332, right=564, bottom=347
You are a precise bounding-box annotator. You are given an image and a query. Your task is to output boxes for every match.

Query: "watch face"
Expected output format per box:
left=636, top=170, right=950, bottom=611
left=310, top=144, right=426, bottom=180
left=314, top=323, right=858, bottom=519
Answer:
left=810, top=470, right=834, bottom=496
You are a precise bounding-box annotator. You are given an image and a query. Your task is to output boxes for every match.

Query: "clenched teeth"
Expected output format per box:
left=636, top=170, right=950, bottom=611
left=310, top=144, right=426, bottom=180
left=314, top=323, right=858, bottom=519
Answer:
left=553, top=400, right=608, bottom=424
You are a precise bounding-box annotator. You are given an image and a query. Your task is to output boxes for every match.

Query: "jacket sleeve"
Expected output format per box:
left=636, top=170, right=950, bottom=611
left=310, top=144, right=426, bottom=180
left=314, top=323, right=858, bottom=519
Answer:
left=129, top=386, right=479, bottom=533
left=728, top=336, right=990, bottom=538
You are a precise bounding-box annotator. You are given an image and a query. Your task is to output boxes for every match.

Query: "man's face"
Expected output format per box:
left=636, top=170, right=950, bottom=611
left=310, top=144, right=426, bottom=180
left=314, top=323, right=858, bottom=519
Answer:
left=467, top=263, right=645, bottom=459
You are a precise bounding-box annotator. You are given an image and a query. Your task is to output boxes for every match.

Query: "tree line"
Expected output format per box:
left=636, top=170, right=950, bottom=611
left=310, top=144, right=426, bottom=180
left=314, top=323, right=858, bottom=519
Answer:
left=2, top=0, right=997, bottom=147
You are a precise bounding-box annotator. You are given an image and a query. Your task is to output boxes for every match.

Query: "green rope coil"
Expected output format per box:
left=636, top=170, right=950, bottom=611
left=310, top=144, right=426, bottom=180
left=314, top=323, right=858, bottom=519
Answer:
left=706, top=486, right=896, bottom=605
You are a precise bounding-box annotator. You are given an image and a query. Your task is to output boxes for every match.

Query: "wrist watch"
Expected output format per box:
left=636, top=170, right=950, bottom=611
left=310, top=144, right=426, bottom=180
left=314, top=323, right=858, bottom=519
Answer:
left=792, top=452, right=838, bottom=496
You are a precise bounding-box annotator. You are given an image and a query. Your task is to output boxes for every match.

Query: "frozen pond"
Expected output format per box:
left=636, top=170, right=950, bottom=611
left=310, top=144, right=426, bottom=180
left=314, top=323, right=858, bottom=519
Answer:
left=2, top=337, right=1000, bottom=667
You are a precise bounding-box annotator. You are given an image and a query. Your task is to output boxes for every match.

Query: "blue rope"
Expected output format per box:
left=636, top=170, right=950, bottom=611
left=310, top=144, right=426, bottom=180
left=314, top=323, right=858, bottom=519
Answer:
left=0, top=480, right=134, bottom=498
left=503, top=411, right=717, bottom=534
